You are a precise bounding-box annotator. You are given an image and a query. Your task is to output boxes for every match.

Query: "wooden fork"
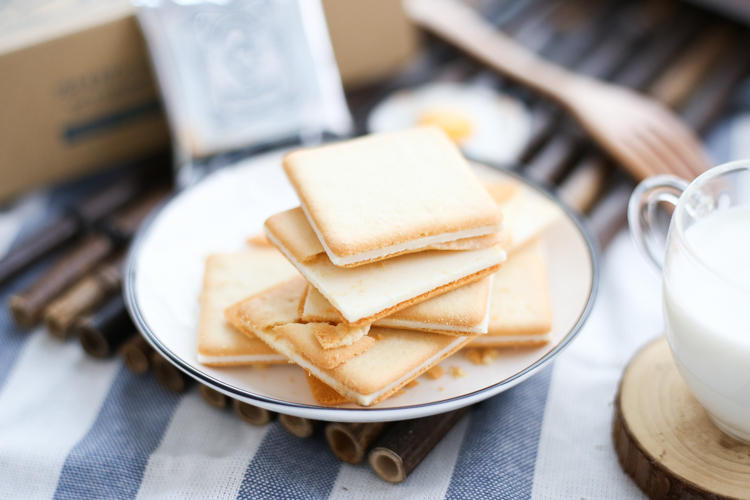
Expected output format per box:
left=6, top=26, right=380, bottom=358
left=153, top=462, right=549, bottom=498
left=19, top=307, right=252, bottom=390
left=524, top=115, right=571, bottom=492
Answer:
left=403, top=0, right=712, bottom=181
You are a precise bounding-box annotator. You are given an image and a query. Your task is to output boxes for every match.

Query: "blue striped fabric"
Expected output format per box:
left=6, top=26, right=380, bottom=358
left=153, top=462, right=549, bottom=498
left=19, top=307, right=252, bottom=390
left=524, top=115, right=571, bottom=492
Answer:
left=446, top=368, right=552, bottom=499
left=0, top=99, right=744, bottom=498
left=237, top=424, right=341, bottom=499
left=0, top=195, right=58, bottom=389
left=0, top=174, right=557, bottom=499
left=53, top=366, right=180, bottom=500
left=0, top=266, right=49, bottom=388
left=0, top=168, right=131, bottom=390
left=0, top=167, right=646, bottom=500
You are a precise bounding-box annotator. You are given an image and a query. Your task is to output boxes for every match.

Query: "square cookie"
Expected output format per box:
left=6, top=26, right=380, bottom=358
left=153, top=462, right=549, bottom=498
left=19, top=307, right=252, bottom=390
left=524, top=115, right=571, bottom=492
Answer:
left=196, top=248, right=297, bottom=366
left=283, top=127, right=502, bottom=267
left=301, top=277, right=493, bottom=336
left=470, top=239, right=553, bottom=347
left=265, top=207, right=505, bottom=324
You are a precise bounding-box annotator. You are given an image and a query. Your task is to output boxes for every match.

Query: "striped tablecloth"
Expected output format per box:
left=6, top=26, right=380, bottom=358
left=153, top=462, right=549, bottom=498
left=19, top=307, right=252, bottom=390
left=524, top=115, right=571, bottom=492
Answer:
left=0, top=110, right=745, bottom=499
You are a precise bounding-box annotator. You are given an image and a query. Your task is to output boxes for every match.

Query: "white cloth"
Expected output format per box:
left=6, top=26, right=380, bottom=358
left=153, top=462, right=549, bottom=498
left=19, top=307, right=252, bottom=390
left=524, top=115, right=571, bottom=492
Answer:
left=0, top=111, right=745, bottom=498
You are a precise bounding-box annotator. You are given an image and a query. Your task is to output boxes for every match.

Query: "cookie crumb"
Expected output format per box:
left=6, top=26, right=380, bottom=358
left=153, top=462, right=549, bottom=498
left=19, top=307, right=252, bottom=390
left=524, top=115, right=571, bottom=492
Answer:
left=393, top=389, right=405, bottom=397
left=425, top=365, right=444, bottom=380
left=406, top=380, right=419, bottom=389
left=464, top=348, right=483, bottom=365
left=464, top=348, right=500, bottom=365
left=246, top=234, right=271, bottom=247
left=451, top=366, right=466, bottom=378
left=481, top=348, right=499, bottom=364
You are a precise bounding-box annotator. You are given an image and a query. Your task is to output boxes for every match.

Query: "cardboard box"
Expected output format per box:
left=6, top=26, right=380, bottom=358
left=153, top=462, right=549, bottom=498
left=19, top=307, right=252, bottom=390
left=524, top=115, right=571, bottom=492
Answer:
left=0, top=0, right=419, bottom=201
left=0, top=0, right=169, bottom=201
left=322, top=0, right=419, bottom=89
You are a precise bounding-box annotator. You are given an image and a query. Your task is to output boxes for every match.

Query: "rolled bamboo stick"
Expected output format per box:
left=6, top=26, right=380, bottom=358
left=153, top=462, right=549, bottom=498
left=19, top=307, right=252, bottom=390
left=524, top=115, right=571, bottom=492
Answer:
left=0, top=219, right=78, bottom=287
left=76, top=294, right=134, bottom=358
left=586, top=180, right=633, bottom=249
left=10, top=234, right=114, bottom=328
left=74, top=153, right=171, bottom=223
left=120, top=335, right=154, bottom=374
left=0, top=158, right=168, bottom=287
left=525, top=136, right=580, bottom=185
left=577, top=2, right=677, bottom=80
left=199, top=384, right=229, bottom=409
left=533, top=16, right=723, bottom=209
left=326, top=422, right=388, bottom=464
left=557, top=156, right=610, bottom=213
left=680, top=38, right=750, bottom=134
left=151, top=352, right=192, bottom=393
left=369, top=407, right=469, bottom=483
left=526, top=13, right=706, bottom=187
left=43, top=256, right=123, bottom=338
left=279, top=414, right=321, bottom=438
left=233, top=400, right=276, bottom=426
left=650, top=25, right=734, bottom=109
left=519, top=1, right=683, bottom=180
left=102, top=188, right=169, bottom=243
left=518, top=2, right=644, bottom=164
left=613, top=13, right=701, bottom=91
left=9, top=188, right=169, bottom=329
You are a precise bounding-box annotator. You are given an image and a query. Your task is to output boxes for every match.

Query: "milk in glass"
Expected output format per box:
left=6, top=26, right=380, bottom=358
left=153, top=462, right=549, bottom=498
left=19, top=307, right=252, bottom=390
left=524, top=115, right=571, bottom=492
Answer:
left=663, top=206, right=750, bottom=441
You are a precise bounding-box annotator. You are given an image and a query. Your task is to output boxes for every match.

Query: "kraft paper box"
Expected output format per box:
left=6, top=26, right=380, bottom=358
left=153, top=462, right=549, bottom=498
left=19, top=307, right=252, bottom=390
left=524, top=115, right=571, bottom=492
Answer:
left=322, top=0, right=419, bottom=89
left=0, top=0, right=169, bottom=202
left=0, top=0, right=418, bottom=201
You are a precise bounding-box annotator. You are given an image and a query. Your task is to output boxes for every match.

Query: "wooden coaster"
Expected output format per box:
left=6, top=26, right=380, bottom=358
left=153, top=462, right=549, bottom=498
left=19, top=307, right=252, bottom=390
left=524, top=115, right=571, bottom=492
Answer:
left=613, top=337, right=750, bottom=499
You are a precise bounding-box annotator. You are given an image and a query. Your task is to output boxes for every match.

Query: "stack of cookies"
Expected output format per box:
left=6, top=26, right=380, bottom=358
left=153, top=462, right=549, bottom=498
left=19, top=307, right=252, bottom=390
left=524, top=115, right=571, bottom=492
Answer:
left=197, top=127, right=559, bottom=407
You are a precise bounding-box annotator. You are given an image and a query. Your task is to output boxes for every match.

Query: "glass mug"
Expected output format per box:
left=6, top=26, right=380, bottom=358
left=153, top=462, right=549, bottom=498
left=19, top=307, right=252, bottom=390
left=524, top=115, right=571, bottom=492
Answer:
left=628, top=160, right=750, bottom=443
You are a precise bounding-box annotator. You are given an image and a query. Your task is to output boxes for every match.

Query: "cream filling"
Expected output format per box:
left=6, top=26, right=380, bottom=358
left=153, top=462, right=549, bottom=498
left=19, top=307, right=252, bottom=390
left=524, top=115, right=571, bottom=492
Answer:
left=469, top=333, right=551, bottom=346
left=375, top=318, right=484, bottom=335
left=253, top=326, right=468, bottom=406
left=300, top=202, right=502, bottom=267
left=375, top=284, right=493, bottom=335
left=266, top=228, right=505, bottom=323
left=197, top=353, right=287, bottom=365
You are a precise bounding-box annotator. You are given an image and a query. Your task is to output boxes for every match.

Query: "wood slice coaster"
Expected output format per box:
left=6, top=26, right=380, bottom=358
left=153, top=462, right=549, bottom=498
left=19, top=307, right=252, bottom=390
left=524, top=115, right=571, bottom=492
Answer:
left=613, top=337, right=750, bottom=499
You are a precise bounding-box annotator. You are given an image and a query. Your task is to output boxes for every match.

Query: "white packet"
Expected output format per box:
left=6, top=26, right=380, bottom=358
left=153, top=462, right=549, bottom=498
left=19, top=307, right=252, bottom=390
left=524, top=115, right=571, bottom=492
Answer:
left=134, top=0, right=351, bottom=172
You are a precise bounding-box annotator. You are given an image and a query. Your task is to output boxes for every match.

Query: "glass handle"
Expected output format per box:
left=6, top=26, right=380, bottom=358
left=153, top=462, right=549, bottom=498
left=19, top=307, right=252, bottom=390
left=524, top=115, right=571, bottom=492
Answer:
left=627, top=175, right=689, bottom=271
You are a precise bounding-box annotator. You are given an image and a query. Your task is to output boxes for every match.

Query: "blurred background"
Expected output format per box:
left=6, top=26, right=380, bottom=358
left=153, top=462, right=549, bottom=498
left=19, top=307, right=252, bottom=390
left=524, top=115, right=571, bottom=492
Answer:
left=2, top=0, right=749, bottom=220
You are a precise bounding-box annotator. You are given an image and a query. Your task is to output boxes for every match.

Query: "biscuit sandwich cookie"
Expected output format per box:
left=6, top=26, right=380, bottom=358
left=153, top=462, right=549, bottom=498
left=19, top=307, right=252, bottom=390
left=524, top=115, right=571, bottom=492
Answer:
left=264, top=208, right=505, bottom=325
left=482, top=179, right=561, bottom=254
left=301, top=277, right=493, bottom=336
left=196, top=248, right=297, bottom=366
left=469, top=239, right=553, bottom=347
left=226, top=278, right=476, bottom=406
left=282, top=126, right=503, bottom=267
left=226, top=290, right=469, bottom=407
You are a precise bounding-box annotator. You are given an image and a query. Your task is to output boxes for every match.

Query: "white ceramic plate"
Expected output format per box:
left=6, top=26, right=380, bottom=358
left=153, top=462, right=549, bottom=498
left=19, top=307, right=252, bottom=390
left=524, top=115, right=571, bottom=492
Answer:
left=124, top=151, right=598, bottom=422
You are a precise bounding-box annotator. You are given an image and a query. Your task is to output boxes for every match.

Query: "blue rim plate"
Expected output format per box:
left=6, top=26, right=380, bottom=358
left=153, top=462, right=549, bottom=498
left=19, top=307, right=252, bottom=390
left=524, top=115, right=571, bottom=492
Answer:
left=124, top=151, right=598, bottom=422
